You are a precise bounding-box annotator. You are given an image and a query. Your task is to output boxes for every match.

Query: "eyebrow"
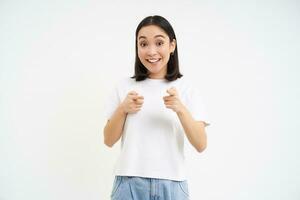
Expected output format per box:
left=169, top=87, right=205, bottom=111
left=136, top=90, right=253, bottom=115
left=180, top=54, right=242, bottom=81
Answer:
left=138, top=35, right=166, bottom=40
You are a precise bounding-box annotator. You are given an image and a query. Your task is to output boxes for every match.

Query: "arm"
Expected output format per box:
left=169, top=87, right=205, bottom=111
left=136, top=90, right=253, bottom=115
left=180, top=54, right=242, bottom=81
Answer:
left=176, top=106, right=207, bottom=152
left=163, top=87, right=207, bottom=152
left=103, top=104, right=127, bottom=147
left=103, top=91, right=144, bottom=147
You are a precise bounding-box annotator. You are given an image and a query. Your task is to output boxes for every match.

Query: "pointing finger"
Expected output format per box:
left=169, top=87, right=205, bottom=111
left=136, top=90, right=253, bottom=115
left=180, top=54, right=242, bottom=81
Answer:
left=128, top=91, right=138, bottom=95
left=166, top=87, right=177, bottom=96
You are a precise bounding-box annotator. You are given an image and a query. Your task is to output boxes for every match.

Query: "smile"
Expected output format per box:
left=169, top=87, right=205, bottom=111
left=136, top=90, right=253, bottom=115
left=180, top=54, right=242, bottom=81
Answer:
left=146, top=58, right=161, bottom=63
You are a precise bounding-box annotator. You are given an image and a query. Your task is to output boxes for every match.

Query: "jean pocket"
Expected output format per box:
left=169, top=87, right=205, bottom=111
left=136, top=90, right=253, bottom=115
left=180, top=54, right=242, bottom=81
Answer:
left=178, top=180, right=189, bottom=197
left=111, top=176, right=123, bottom=198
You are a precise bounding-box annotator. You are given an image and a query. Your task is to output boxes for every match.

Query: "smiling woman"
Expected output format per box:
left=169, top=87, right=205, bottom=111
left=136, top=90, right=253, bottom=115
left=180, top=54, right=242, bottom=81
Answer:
left=103, top=15, right=210, bottom=200
left=137, top=25, right=176, bottom=79
left=132, top=16, right=182, bottom=82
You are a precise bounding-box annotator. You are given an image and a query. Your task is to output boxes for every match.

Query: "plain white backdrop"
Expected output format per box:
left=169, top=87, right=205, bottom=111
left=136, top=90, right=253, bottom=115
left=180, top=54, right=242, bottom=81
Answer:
left=1, top=0, right=299, bottom=199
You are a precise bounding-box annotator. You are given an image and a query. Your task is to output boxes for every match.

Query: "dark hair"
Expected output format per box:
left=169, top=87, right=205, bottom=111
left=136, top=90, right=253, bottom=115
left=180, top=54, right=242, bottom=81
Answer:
left=131, top=15, right=183, bottom=81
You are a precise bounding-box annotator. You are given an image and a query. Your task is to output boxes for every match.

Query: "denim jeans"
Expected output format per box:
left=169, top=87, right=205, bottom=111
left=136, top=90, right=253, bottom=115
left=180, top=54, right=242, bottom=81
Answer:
left=111, top=176, right=190, bottom=200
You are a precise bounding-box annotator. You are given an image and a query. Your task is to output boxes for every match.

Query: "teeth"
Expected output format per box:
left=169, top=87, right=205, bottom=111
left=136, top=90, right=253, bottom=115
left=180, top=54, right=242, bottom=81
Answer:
left=148, top=59, right=160, bottom=63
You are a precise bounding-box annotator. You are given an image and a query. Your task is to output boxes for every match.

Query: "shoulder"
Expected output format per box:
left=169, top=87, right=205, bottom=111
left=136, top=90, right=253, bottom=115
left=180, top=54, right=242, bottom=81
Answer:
left=175, top=76, right=198, bottom=95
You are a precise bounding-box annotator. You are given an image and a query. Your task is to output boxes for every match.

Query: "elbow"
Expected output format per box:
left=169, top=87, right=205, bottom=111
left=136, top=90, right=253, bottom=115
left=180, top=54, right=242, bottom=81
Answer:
left=193, top=124, right=207, bottom=153
left=103, top=133, right=115, bottom=148
left=104, top=140, right=114, bottom=148
left=196, top=144, right=207, bottom=153
left=103, top=128, right=114, bottom=148
left=104, top=134, right=115, bottom=147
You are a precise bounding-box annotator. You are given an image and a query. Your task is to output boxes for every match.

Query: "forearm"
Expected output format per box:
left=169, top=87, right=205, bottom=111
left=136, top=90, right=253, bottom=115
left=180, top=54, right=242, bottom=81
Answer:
left=176, top=105, right=207, bottom=152
left=104, top=104, right=127, bottom=147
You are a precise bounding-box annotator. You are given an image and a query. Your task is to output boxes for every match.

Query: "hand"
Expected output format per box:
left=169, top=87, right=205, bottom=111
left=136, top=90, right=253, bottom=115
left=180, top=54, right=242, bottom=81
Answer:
left=163, top=87, right=184, bottom=113
left=121, top=91, right=144, bottom=114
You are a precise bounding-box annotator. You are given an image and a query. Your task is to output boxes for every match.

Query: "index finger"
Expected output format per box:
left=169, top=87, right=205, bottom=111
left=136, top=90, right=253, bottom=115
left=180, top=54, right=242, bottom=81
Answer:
left=128, top=91, right=138, bottom=95
left=166, top=87, right=177, bottom=96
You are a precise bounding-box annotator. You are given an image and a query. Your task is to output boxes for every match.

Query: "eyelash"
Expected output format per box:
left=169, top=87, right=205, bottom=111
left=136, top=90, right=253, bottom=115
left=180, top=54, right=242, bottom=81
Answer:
left=140, top=41, right=164, bottom=47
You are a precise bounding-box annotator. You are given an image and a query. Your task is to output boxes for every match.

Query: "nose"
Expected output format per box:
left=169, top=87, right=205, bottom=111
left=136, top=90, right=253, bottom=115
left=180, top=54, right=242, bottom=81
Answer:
left=146, top=45, right=157, bottom=57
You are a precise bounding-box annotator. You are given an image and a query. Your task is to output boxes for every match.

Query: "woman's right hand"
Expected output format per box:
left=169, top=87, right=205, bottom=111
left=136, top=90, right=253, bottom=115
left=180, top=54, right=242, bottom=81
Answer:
left=121, top=91, right=144, bottom=114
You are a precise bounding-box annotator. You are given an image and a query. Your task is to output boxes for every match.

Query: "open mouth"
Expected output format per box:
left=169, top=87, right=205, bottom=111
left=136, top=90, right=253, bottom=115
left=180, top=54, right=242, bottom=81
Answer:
left=146, top=58, right=161, bottom=64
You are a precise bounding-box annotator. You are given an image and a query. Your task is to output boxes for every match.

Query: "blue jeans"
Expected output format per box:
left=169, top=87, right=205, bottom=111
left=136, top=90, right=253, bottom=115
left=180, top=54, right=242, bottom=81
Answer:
left=111, top=176, right=190, bottom=200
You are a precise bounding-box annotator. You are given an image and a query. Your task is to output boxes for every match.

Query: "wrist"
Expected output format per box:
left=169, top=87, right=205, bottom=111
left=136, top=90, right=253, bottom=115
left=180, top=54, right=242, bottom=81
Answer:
left=176, top=103, right=187, bottom=116
left=118, top=103, right=127, bottom=115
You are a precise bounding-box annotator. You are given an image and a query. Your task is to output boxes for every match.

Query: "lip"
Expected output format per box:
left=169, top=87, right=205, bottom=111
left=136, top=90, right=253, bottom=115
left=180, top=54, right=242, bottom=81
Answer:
left=146, top=58, right=161, bottom=63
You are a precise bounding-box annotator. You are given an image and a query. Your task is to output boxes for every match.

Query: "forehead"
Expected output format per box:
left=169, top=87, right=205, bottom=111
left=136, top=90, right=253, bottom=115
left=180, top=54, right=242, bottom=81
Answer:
left=137, top=25, right=168, bottom=39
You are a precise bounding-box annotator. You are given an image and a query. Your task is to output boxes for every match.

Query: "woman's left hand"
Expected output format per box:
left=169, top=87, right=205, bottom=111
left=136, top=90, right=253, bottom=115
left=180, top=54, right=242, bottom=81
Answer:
left=163, top=87, right=185, bottom=113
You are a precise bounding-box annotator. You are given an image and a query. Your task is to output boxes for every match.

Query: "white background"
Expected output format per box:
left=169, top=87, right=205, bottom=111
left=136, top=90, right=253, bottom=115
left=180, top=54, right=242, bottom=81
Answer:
left=1, top=0, right=299, bottom=199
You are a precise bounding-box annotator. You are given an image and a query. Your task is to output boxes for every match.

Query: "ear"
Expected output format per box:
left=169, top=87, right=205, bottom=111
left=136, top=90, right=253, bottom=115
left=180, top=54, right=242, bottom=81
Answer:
left=170, top=39, right=176, bottom=53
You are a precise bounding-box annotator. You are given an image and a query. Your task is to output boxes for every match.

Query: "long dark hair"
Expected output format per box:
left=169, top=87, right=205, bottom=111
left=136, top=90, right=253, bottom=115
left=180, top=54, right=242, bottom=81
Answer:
left=131, top=15, right=183, bottom=81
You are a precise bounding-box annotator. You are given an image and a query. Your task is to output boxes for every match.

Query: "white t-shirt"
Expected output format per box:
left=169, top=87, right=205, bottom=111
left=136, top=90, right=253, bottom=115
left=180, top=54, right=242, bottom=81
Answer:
left=104, top=76, right=210, bottom=181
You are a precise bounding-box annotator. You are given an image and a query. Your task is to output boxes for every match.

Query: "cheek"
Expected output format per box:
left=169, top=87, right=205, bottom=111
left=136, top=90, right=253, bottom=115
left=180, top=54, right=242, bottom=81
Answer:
left=162, top=52, right=170, bottom=62
left=161, top=48, right=170, bottom=58
left=137, top=49, right=145, bottom=60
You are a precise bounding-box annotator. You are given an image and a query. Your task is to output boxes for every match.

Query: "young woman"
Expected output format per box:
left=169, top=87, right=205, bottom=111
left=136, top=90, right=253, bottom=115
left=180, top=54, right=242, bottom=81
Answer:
left=103, top=15, right=210, bottom=200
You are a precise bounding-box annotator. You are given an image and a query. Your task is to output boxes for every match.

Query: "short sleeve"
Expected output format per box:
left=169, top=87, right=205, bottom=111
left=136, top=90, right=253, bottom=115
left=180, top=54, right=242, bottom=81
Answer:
left=185, top=87, right=210, bottom=127
left=103, top=86, right=121, bottom=121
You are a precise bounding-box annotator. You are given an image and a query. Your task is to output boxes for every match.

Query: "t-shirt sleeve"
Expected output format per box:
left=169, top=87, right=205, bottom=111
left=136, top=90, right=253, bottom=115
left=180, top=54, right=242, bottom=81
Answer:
left=103, top=86, right=121, bottom=121
left=185, top=87, right=210, bottom=127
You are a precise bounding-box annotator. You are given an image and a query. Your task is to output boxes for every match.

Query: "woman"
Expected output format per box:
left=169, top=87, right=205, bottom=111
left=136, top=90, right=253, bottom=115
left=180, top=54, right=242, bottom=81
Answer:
left=103, top=15, right=210, bottom=200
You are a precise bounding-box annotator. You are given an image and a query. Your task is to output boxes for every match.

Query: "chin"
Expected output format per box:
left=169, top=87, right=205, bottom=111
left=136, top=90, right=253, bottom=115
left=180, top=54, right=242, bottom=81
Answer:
left=148, top=70, right=162, bottom=76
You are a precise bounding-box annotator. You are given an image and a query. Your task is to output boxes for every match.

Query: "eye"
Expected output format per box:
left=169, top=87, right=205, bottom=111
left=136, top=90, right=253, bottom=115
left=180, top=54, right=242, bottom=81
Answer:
left=157, top=41, right=164, bottom=46
left=139, top=42, right=147, bottom=47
